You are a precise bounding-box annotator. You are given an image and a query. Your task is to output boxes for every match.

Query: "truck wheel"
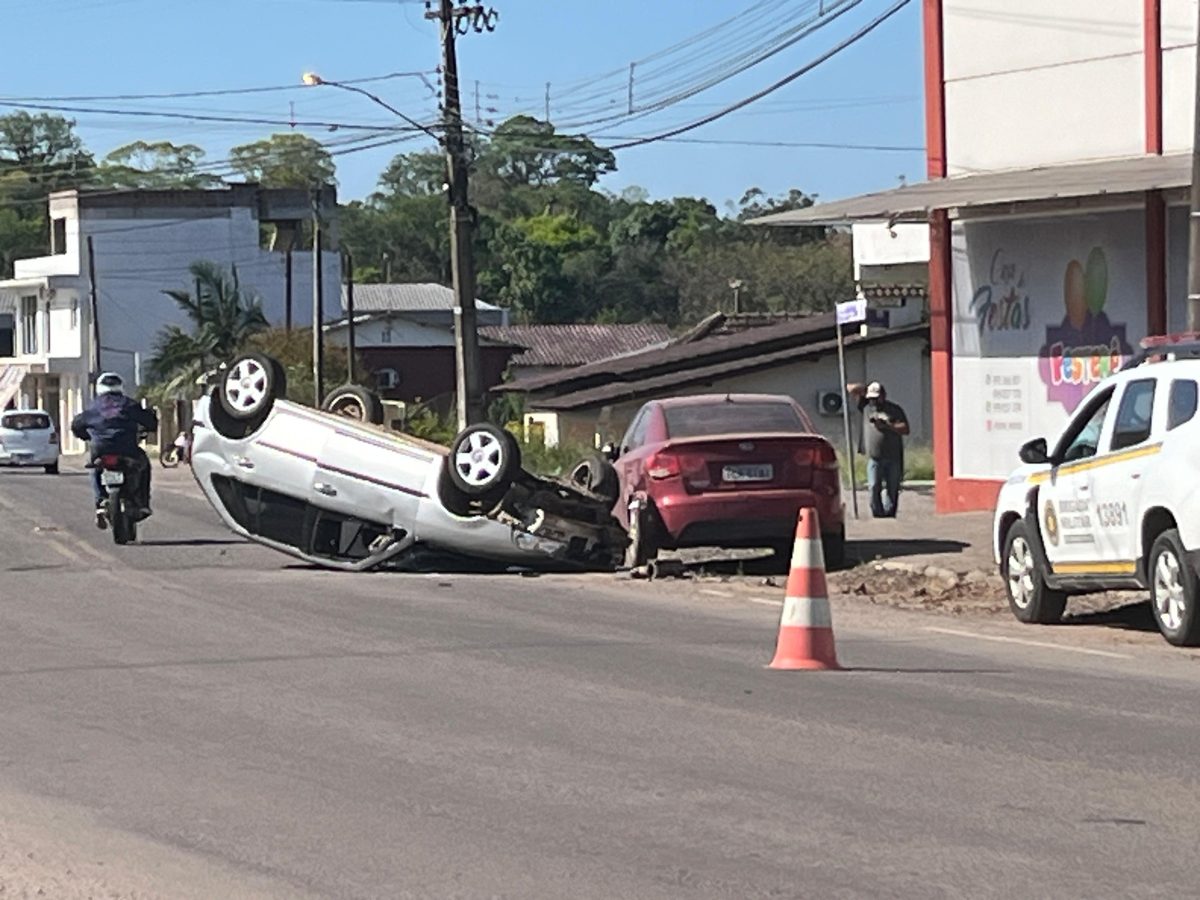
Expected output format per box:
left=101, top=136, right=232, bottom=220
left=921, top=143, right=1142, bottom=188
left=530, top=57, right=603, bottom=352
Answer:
left=1148, top=528, right=1200, bottom=646
left=1002, top=519, right=1066, bottom=624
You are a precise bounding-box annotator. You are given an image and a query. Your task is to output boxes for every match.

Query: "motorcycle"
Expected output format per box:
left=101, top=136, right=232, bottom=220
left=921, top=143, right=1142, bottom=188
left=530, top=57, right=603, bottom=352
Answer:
left=159, top=430, right=192, bottom=468
left=94, top=453, right=144, bottom=545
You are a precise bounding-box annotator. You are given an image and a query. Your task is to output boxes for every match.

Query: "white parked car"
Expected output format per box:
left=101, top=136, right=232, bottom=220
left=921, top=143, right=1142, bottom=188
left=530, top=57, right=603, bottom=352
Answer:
left=190, top=353, right=627, bottom=572
left=993, top=337, right=1200, bottom=646
left=0, top=409, right=59, bottom=474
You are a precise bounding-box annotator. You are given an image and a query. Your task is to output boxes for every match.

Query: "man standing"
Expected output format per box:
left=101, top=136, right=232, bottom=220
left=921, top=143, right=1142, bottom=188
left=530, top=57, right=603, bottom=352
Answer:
left=847, top=380, right=909, bottom=518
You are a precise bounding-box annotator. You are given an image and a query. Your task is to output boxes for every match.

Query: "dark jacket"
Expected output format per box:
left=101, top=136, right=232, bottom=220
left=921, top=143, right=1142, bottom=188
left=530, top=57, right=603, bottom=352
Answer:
left=71, top=394, right=158, bottom=456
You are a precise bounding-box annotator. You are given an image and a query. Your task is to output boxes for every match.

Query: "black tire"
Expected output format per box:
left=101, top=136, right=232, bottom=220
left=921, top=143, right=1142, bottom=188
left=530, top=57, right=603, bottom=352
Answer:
left=322, top=384, right=385, bottom=425
left=568, top=453, right=620, bottom=505
left=43, top=461, right=58, bottom=475
left=159, top=446, right=179, bottom=468
left=219, top=352, right=285, bottom=422
left=624, top=500, right=660, bottom=569
left=1002, top=519, right=1066, bottom=624
left=109, top=490, right=134, bottom=545
left=1148, top=528, right=1200, bottom=646
left=821, top=529, right=846, bottom=570
left=207, top=387, right=256, bottom=440
left=446, top=423, right=521, bottom=498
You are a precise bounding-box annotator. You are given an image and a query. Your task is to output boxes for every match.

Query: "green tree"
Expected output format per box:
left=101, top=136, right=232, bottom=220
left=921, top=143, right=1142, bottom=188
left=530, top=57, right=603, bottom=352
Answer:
left=148, top=262, right=269, bottom=398
left=229, top=133, right=336, bottom=189
left=98, top=140, right=223, bottom=189
left=248, top=327, right=353, bottom=406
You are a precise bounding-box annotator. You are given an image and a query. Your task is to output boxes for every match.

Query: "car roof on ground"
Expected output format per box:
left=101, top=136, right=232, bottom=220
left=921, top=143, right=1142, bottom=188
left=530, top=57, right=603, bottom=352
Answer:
left=653, top=394, right=799, bottom=408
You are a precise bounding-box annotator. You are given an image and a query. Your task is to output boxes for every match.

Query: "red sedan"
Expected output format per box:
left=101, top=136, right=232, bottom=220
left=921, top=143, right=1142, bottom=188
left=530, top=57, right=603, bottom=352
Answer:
left=610, top=394, right=845, bottom=568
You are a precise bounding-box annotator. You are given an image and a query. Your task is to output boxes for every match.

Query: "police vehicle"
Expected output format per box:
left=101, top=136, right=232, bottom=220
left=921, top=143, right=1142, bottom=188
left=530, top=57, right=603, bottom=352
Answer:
left=993, top=335, right=1200, bottom=646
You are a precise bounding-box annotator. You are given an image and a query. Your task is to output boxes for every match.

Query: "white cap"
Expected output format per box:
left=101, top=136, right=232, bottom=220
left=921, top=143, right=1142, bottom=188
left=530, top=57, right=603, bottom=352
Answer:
left=96, top=372, right=124, bottom=395
left=865, top=381, right=884, bottom=399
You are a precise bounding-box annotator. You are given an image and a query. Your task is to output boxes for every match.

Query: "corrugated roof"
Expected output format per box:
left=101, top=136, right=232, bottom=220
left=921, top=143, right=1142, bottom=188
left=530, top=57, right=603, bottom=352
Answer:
left=340, top=282, right=501, bottom=312
left=528, top=324, right=928, bottom=411
left=749, top=153, right=1190, bottom=225
left=501, top=311, right=841, bottom=396
left=479, top=323, right=672, bottom=367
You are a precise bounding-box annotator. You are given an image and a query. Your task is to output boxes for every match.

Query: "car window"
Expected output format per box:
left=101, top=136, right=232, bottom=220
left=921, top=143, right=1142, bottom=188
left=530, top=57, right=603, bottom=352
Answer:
left=664, top=401, right=806, bottom=438
left=1110, top=379, right=1157, bottom=451
left=1168, top=379, right=1198, bottom=430
left=1056, top=390, right=1113, bottom=463
left=622, top=408, right=649, bottom=452
left=211, top=475, right=311, bottom=549
left=1, top=413, right=50, bottom=431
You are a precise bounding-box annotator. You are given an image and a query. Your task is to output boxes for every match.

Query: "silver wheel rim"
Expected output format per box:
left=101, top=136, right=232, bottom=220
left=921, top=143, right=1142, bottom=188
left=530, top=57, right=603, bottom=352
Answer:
left=224, top=359, right=269, bottom=414
left=1154, top=548, right=1187, bottom=632
left=1007, top=535, right=1036, bottom=609
left=455, top=431, right=504, bottom=488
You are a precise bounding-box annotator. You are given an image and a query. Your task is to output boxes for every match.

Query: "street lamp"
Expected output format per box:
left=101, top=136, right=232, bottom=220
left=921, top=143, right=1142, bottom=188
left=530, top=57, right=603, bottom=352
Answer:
left=303, top=71, right=484, bottom=429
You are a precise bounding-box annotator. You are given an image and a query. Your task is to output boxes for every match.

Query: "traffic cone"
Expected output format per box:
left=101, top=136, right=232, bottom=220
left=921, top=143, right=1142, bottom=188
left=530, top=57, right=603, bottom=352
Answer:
left=768, top=507, right=842, bottom=670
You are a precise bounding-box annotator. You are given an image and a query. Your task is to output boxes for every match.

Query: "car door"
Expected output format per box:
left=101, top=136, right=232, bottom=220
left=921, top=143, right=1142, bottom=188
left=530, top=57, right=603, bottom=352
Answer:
left=1089, top=377, right=1160, bottom=566
left=1039, top=386, right=1115, bottom=571
left=312, top=423, right=427, bottom=536
left=613, top=406, right=653, bottom=529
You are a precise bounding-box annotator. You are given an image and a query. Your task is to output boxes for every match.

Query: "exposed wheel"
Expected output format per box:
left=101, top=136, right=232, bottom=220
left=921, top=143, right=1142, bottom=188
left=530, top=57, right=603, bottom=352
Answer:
left=447, top=423, right=521, bottom=498
left=109, top=491, right=134, bottom=545
left=568, top=453, right=620, bottom=505
left=822, top=528, right=846, bottom=570
left=624, top=500, right=660, bottom=569
left=43, top=461, right=58, bottom=475
left=1002, top=519, right=1066, bottom=624
left=1148, top=528, right=1200, bottom=646
left=159, top=446, right=180, bottom=468
left=220, top=353, right=285, bottom=421
left=207, top=387, right=256, bottom=440
left=322, top=384, right=385, bottom=425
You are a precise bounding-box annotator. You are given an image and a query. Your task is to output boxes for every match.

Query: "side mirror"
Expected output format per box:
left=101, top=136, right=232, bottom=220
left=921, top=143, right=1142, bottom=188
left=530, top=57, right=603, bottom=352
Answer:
left=1019, top=437, right=1049, bottom=465
left=601, top=442, right=619, bottom=461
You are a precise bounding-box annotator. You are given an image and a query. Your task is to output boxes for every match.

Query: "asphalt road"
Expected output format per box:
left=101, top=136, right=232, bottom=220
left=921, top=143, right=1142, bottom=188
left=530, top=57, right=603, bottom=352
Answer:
left=1, top=461, right=1199, bottom=898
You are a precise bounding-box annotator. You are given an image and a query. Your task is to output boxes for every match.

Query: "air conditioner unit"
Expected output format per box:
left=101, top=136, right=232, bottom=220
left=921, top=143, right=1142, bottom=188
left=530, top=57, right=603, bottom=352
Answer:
left=816, top=389, right=844, bottom=417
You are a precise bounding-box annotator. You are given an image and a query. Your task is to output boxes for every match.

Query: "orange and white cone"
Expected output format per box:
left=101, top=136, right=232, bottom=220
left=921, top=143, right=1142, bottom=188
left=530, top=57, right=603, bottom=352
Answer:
left=768, top=507, right=842, bottom=671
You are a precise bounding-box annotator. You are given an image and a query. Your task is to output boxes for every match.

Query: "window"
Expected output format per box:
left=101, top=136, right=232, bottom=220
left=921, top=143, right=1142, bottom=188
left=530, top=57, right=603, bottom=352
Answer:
left=375, top=368, right=399, bottom=389
left=19, top=296, right=37, bottom=355
left=1056, top=389, right=1112, bottom=463
left=211, top=475, right=312, bottom=550
left=1110, top=379, right=1156, bottom=451
left=664, top=401, right=806, bottom=439
left=1, top=413, right=51, bottom=431
left=380, top=322, right=394, bottom=344
left=51, top=218, right=67, bottom=255
left=1168, top=379, right=1198, bottom=431
left=621, top=408, right=649, bottom=453
left=70, top=299, right=78, bottom=330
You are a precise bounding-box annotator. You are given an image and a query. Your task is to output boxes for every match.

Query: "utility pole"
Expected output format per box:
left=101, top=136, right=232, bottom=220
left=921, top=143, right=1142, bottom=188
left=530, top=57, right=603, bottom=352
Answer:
left=628, top=62, right=635, bottom=115
left=312, top=189, right=325, bottom=405
left=345, top=250, right=356, bottom=385
left=86, top=236, right=100, bottom=380
left=426, top=0, right=497, bottom=429
left=1189, top=2, right=1200, bottom=330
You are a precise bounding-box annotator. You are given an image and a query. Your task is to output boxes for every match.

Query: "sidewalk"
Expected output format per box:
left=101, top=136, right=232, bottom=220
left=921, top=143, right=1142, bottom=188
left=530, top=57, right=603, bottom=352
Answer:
left=844, top=485, right=994, bottom=577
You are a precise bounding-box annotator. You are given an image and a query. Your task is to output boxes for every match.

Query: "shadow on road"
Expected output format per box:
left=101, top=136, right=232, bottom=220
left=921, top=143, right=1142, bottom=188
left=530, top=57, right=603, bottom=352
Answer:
left=138, top=538, right=248, bottom=548
left=1062, top=601, right=1157, bottom=633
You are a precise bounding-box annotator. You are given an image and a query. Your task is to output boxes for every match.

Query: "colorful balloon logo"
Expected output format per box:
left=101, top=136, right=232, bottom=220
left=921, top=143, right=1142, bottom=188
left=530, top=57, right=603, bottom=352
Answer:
left=1064, top=259, right=1086, bottom=329
left=1084, top=246, right=1108, bottom=314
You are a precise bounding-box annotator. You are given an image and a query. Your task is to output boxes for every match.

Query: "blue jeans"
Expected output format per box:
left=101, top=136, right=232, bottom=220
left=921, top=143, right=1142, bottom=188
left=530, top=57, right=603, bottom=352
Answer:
left=867, top=457, right=902, bottom=518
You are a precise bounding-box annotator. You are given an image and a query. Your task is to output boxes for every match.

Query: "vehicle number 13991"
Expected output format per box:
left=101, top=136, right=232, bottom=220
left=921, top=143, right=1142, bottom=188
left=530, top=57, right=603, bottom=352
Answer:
left=1096, top=501, right=1128, bottom=529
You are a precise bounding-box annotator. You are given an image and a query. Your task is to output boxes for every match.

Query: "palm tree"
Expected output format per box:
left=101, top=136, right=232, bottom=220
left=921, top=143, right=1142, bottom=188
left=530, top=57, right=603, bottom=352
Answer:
left=148, top=261, right=268, bottom=399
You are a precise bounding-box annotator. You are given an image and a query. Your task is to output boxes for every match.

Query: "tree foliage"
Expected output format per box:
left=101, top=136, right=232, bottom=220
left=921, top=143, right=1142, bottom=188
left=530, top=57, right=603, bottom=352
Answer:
left=229, top=133, right=336, bottom=189
left=98, top=141, right=223, bottom=189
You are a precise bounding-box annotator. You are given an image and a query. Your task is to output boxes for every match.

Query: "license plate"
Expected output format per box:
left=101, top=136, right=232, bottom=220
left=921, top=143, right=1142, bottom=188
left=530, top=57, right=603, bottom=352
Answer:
left=100, top=470, right=125, bottom=486
left=722, top=464, right=773, bottom=482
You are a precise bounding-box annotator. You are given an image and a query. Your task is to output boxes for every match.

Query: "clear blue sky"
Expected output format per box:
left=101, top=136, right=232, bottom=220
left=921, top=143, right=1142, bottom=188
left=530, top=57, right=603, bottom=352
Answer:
left=0, top=0, right=925, bottom=212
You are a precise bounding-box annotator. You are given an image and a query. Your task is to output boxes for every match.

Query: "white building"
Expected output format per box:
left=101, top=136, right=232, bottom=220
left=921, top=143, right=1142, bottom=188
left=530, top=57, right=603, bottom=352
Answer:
left=754, top=0, right=1197, bottom=512
left=0, top=185, right=341, bottom=453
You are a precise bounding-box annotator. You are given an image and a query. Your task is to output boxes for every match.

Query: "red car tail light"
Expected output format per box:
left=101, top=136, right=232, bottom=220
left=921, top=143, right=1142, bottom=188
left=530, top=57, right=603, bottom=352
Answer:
left=99, top=454, right=121, bottom=468
left=647, top=451, right=709, bottom=483
left=647, top=452, right=680, bottom=480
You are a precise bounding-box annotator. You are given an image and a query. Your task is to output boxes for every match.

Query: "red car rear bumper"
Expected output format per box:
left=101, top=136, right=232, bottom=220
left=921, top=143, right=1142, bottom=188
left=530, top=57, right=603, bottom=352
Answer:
left=652, top=488, right=843, bottom=548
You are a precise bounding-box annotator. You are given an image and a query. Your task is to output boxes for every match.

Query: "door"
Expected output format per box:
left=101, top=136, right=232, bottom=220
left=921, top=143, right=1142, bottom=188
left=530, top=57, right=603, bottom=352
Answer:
left=613, top=406, right=653, bottom=528
left=1089, top=378, right=1159, bottom=566
left=1040, top=387, right=1115, bottom=571
left=312, top=425, right=426, bottom=535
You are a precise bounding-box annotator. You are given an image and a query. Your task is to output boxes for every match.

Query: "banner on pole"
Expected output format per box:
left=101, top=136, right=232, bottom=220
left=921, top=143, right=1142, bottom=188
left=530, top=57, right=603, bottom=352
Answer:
left=835, top=298, right=867, bottom=325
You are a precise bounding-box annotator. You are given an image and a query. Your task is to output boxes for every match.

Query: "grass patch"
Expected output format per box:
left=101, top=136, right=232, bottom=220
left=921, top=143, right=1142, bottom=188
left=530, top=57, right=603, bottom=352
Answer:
left=836, top=443, right=934, bottom=486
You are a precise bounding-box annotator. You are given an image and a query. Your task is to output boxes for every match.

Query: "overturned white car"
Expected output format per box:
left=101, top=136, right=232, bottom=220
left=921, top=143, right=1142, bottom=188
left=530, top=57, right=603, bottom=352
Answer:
left=190, top=353, right=628, bottom=572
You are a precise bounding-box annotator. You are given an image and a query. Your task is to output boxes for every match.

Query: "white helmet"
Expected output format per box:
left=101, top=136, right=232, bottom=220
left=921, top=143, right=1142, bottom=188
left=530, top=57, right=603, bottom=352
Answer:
left=96, top=372, right=125, bottom=395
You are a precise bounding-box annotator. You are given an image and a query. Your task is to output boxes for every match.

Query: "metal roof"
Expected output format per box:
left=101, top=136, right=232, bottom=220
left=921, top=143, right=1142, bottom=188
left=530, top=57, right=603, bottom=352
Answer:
left=749, top=152, right=1191, bottom=225
left=340, top=283, right=500, bottom=313
left=478, top=323, right=672, bottom=368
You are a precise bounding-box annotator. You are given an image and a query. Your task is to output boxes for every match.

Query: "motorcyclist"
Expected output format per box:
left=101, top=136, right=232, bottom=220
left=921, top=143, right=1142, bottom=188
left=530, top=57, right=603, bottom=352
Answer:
left=70, top=372, right=158, bottom=529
